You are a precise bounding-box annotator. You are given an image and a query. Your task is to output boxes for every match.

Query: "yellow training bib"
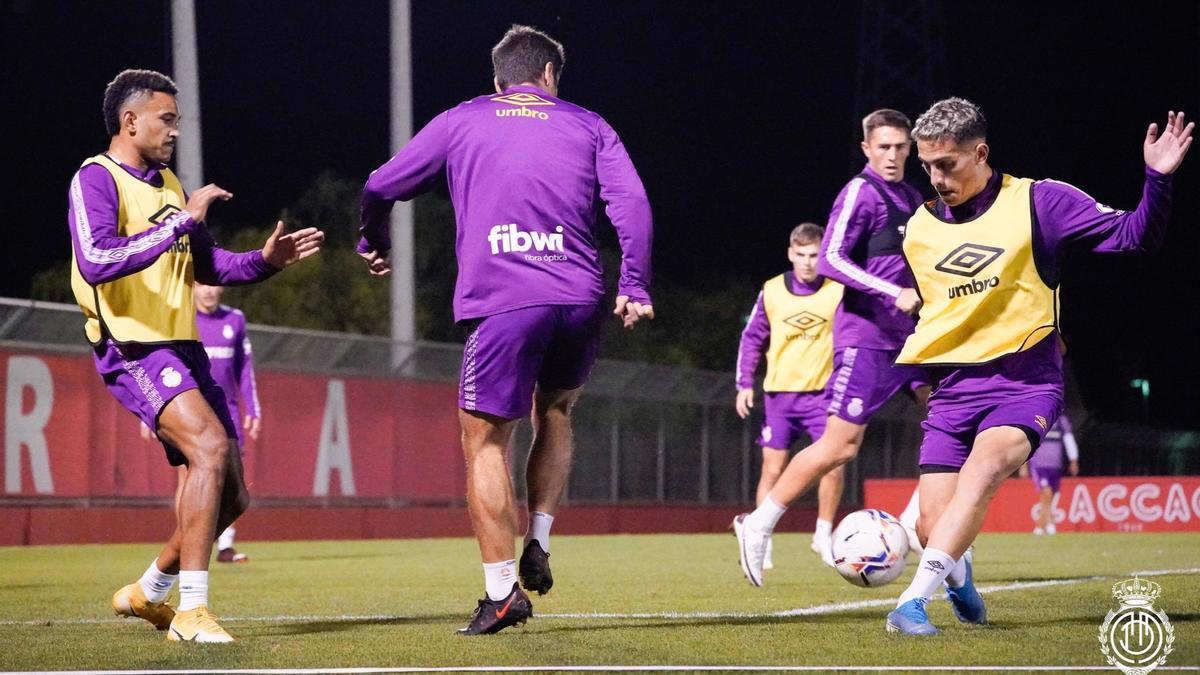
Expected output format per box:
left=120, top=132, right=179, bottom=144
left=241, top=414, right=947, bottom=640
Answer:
left=70, top=154, right=197, bottom=345
left=897, top=174, right=1057, bottom=365
left=761, top=274, right=843, bottom=392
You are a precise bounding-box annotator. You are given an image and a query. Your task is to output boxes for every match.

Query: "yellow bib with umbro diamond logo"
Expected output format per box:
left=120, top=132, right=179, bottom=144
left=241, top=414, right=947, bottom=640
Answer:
left=70, top=154, right=198, bottom=345
left=897, top=174, right=1057, bottom=366
left=762, top=274, right=842, bottom=392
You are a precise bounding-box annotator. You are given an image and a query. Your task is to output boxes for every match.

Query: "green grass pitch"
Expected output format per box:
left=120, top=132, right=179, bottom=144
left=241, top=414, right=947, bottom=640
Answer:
left=1, top=533, right=1197, bottom=672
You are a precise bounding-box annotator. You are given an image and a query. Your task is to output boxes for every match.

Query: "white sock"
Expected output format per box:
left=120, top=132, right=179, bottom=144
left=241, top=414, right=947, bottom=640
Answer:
left=138, top=559, right=177, bottom=603
left=746, top=495, right=787, bottom=533
left=524, top=511, right=554, bottom=553
left=178, top=570, right=209, bottom=612
left=217, top=526, right=236, bottom=551
left=899, top=488, right=921, bottom=530
left=945, top=555, right=968, bottom=588
left=813, top=518, right=833, bottom=539
left=897, top=547, right=955, bottom=606
left=482, top=560, right=517, bottom=601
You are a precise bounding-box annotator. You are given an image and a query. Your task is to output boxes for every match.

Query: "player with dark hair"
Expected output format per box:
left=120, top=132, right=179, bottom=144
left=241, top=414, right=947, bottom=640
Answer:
left=358, top=25, right=653, bottom=634
left=72, top=68, right=324, bottom=642
left=734, top=108, right=929, bottom=585
left=735, top=222, right=844, bottom=568
left=140, top=283, right=262, bottom=563
left=886, top=97, right=1191, bottom=635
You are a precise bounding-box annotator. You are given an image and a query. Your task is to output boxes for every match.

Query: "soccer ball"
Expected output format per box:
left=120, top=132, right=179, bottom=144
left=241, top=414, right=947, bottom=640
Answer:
left=831, top=508, right=910, bottom=587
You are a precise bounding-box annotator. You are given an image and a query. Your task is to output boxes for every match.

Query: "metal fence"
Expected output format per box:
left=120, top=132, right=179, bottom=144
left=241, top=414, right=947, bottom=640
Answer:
left=0, top=297, right=930, bottom=507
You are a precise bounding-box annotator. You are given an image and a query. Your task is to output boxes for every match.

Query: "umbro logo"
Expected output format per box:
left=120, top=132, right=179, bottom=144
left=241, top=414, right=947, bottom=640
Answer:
left=491, top=92, right=555, bottom=107
left=492, top=92, right=555, bottom=121
left=148, top=204, right=182, bottom=225
left=783, top=311, right=827, bottom=335
left=934, top=243, right=1004, bottom=278
left=925, top=560, right=945, bottom=572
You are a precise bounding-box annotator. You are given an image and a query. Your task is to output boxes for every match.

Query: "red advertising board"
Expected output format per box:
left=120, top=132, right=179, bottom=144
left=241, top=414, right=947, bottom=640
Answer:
left=0, top=348, right=464, bottom=502
left=865, top=477, right=1200, bottom=533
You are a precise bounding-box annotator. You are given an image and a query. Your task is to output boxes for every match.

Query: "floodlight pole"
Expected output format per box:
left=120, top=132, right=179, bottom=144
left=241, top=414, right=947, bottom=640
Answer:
left=170, top=0, right=204, bottom=188
left=390, top=0, right=416, bottom=366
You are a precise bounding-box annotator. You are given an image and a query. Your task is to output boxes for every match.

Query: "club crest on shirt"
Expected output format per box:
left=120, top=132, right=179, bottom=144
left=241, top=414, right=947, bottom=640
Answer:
left=222, top=324, right=235, bottom=340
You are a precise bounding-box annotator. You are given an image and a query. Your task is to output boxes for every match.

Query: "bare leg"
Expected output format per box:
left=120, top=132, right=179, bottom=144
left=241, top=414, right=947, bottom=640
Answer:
left=146, top=391, right=246, bottom=572
left=756, top=448, right=788, bottom=505
left=1036, top=486, right=1054, bottom=530
left=526, top=386, right=582, bottom=516
left=766, top=416, right=865, bottom=507
left=925, top=427, right=1031, bottom=559
left=460, top=409, right=519, bottom=563
left=151, top=392, right=248, bottom=574
left=816, top=464, right=846, bottom=523
left=915, top=473, right=958, bottom=548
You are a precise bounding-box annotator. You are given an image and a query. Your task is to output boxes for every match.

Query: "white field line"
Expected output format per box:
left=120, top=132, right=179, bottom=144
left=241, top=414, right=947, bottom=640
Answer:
left=10, top=666, right=1200, bottom=674
left=2, top=566, right=1197, bottom=627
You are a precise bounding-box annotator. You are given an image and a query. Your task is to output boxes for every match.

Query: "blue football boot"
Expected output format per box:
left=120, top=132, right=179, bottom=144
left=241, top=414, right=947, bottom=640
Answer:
left=886, top=598, right=939, bottom=635
left=945, top=556, right=988, bottom=625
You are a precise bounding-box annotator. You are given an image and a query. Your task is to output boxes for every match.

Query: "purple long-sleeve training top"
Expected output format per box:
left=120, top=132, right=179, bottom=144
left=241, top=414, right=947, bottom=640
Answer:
left=197, top=306, right=261, bottom=420
left=818, top=165, right=925, bottom=351
left=735, top=272, right=823, bottom=390
left=67, top=159, right=277, bottom=288
left=359, top=85, right=653, bottom=322
left=926, top=166, right=1173, bottom=400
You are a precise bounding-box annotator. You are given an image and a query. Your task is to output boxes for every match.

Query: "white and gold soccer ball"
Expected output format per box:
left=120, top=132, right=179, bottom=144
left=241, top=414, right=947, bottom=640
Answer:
left=831, top=508, right=910, bottom=587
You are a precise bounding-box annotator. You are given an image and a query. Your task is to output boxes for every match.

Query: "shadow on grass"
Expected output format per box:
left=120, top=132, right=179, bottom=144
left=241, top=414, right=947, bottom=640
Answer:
left=530, top=612, right=880, bottom=634
left=529, top=608, right=1152, bottom=636
left=267, top=553, right=403, bottom=562
left=240, top=614, right=462, bottom=637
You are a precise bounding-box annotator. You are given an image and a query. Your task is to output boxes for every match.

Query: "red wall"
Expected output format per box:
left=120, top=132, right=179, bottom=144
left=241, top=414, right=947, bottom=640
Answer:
left=866, top=477, right=1200, bottom=533
left=2, top=347, right=809, bottom=545
left=0, top=348, right=464, bottom=501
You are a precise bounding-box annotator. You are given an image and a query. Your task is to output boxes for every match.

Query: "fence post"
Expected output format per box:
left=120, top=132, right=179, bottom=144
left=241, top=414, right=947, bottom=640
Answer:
left=610, top=400, right=621, bottom=503
left=656, top=407, right=666, bottom=502
left=700, top=406, right=711, bottom=503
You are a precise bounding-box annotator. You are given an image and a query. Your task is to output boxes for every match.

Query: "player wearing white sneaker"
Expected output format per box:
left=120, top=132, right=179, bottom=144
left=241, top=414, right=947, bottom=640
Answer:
left=734, top=110, right=931, bottom=587
left=1018, top=414, right=1079, bottom=535
left=735, top=223, right=843, bottom=573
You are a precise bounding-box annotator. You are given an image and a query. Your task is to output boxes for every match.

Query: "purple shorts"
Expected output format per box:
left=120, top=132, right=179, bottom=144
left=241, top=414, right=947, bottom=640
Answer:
left=826, top=347, right=930, bottom=424
left=919, top=390, right=1063, bottom=472
left=758, top=391, right=828, bottom=449
left=460, top=303, right=604, bottom=420
left=1030, top=465, right=1063, bottom=493
left=93, top=339, right=239, bottom=466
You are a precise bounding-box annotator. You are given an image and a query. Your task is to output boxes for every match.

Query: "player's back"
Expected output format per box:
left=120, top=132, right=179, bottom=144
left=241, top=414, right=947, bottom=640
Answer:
left=448, top=88, right=602, bottom=217
left=440, top=86, right=646, bottom=320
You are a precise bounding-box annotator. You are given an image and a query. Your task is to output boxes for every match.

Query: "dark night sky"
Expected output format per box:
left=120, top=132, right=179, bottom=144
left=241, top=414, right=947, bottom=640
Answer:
left=3, top=1, right=1198, bottom=427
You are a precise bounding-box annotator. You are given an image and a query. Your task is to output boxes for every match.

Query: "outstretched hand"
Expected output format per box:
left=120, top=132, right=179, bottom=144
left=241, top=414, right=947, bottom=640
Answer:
left=184, top=184, right=233, bottom=224
left=262, top=220, right=325, bottom=269
left=614, top=295, right=654, bottom=330
left=1144, top=111, right=1194, bottom=175
left=358, top=249, right=392, bottom=276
